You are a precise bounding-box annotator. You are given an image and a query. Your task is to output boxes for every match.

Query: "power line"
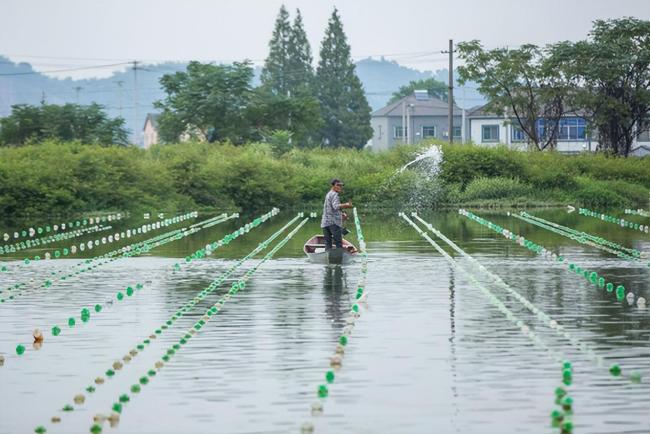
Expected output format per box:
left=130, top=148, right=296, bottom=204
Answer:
left=0, top=62, right=132, bottom=77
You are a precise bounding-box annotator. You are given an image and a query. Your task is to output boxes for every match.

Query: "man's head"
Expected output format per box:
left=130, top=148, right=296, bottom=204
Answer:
left=330, top=178, right=344, bottom=193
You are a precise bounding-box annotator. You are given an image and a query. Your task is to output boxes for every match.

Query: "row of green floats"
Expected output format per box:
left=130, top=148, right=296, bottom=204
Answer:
left=2, top=212, right=123, bottom=244
left=580, top=207, right=649, bottom=234
left=1, top=211, right=201, bottom=274
left=86, top=212, right=308, bottom=434
left=11, top=214, right=235, bottom=359
left=517, top=212, right=643, bottom=262
left=624, top=208, right=650, bottom=218
left=302, top=208, right=368, bottom=434
left=0, top=211, right=204, bottom=302
left=32, top=209, right=280, bottom=433
left=509, top=212, right=646, bottom=307
left=459, top=208, right=645, bottom=382
left=402, top=212, right=575, bottom=433
left=1, top=222, right=113, bottom=256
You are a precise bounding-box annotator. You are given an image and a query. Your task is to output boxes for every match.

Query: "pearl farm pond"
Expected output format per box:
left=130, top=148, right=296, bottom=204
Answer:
left=1, top=201, right=650, bottom=432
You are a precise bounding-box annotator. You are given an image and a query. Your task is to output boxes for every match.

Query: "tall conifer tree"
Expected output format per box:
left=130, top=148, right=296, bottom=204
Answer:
left=287, top=9, right=314, bottom=96
left=261, top=5, right=291, bottom=96
left=316, top=8, right=372, bottom=148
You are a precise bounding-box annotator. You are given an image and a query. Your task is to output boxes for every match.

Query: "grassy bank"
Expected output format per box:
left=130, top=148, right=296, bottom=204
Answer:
left=0, top=140, right=648, bottom=217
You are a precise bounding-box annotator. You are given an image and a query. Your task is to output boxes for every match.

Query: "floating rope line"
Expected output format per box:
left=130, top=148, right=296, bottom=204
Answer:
left=513, top=212, right=643, bottom=263
left=0, top=222, right=113, bottom=256
left=462, top=210, right=646, bottom=309
left=7, top=214, right=237, bottom=359
left=0, top=212, right=205, bottom=304
left=300, top=208, right=368, bottom=434
left=0, top=212, right=204, bottom=275
left=425, top=212, right=643, bottom=385
left=0, top=215, right=206, bottom=304
left=624, top=208, right=650, bottom=218
left=579, top=208, right=649, bottom=234
left=85, top=215, right=309, bottom=434
left=1, top=213, right=123, bottom=245
left=34, top=209, right=284, bottom=432
left=520, top=212, right=644, bottom=259
left=400, top=213, right=574, bottom=433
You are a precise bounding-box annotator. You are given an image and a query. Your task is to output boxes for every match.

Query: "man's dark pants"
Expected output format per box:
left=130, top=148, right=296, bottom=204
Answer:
left=323, top=224, right=343, bottom=250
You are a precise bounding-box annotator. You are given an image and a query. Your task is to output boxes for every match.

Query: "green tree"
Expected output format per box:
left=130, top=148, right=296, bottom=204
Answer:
left=0, top=103, right=128, bottom=146
left=155, top=61, right=254, bottom=144
left=287, top=8, right=314, bottom=97
left=247, top=88, right=322, bottom=147
left=257, top=7, right=320, bottom=147
left=261, top=5, right=292, bottom=96
left=550, top=18, right=650, bottom=156
left=316, top=8, right=372, bottom=149
left=457, top=42, right=568, bottom=151
left=389, top=77, right=449, bottom=104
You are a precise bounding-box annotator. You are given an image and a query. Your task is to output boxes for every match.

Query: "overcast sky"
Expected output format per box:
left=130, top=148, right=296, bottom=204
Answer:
left=2, top=0, right=649, bottom=79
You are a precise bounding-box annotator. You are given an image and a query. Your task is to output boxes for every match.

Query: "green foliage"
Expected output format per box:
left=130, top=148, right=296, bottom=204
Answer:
left=0, top=103, right=128, bottom=146
left=0, top=141, right=647, bottom=216
left=287, top=9, right=315, bottom=97
left=155, top=61, right=255, bottom=144
left=462, top=177, right=532, bottom=200
left=388, top=78, right=449, bottom=104
left=261, top=5, right=293, bottom=96
left=457, top=42, right=568, bottom=151
left=267, top=130, right=293, bottom=156
left=439, top=144, right=526, bottom=187
left=550, top=18, right=650, bottom=156
left=247, top=88, right=321, bottom=147
left=316, top=8, right=372, bottom=149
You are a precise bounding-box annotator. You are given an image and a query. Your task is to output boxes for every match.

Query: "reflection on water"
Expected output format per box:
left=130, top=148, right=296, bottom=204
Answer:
left=0, top=209, right=649, bottom=433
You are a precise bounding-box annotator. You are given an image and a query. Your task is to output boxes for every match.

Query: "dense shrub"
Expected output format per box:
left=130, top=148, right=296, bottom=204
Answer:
left=0, top=140, right=648, bottom=218
left=439, top=144, right=526, bottom=187
left=462, top=177, right=532, bottom=200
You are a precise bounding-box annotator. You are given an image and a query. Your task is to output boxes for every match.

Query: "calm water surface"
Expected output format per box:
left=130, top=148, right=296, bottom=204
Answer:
left=0, top=209, right=649, bottom=434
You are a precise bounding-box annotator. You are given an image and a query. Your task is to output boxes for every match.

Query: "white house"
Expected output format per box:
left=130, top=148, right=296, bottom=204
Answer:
left=143, top=113, right=159, bottom=149
left=370, top=91, right=462, bottom=151
left=466, top=105, right=650, bottom=154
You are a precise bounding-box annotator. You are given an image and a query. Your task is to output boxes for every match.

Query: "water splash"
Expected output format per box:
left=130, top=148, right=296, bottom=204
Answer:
left=374, top=145, right=445, bottom=211
left=398, top=145, right=444, bottom=180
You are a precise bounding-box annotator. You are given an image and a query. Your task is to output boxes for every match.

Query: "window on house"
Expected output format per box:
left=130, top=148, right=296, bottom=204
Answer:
left=512, top=126, right=526, bottom=142
left=422, top=126, right=436, bottom=138
left=637, top=120, right=650, bottom=142
left=558, top=118, right=587, bottom=140
left=537, top=118, right=586, bottom=141
left=394, top=126, right=407, bottom=139
left=482, top=125, right=499, bottom=142
left=453, top=126, right=462, bottom=139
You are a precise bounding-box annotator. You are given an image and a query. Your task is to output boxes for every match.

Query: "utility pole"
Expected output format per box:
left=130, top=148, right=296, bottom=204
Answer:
left=447, top=39, right=454, bottom=144
left=442, top=39, right=456, bottom=143
left=402, top=101, right=407, bottom=144
left=74, top=86, right=83, bottom=105
left=40, top=90, right=46, bottom=105
left=114, top=80, right=124, bottom=118
left=131, top=61, right=140, bottom=145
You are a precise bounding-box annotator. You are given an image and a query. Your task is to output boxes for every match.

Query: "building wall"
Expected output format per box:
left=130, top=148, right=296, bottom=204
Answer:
left=469, top=118, right=529, bottom=150
left=468, top=117, right=597, bottom=152
left=143, top=120, right=159, bottom=149
left=371, top=115, right=462, bottom=150
left=370, top=117, right=390, bottom=151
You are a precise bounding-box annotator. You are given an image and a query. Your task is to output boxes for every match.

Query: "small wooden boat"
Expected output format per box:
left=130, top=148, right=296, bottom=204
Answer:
left=303, top=234, right=358, bottom=265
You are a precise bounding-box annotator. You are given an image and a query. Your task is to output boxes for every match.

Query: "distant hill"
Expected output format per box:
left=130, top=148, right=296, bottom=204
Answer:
left=0, top=56, right=484, bottom=144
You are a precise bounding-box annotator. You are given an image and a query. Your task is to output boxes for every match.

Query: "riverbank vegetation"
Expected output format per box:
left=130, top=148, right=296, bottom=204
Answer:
left=0, top=140, right=647, bottom=217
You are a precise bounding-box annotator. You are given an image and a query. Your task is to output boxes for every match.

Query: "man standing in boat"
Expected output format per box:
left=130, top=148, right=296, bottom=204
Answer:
left=321, top=179, right=353, bottom=251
